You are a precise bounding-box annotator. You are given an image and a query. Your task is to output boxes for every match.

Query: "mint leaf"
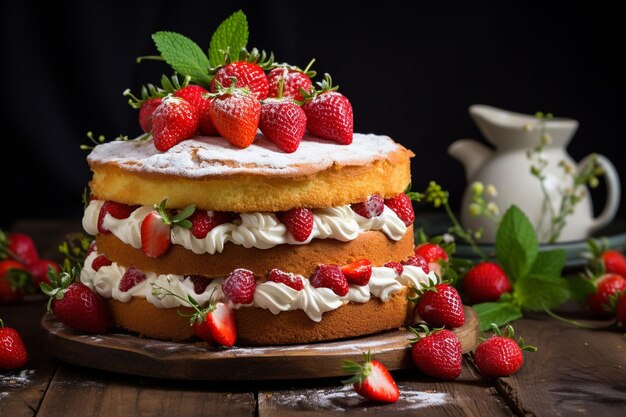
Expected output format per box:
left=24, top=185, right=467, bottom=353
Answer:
left=473, top=301, right=523, bottom=331
left=152, top=32, right=211, bottom=87
left=566, top=275, right=596, bottom=302
left=515, top=274, right=569, bottom=311
left=208, top=10, right=249, bottom=67
left=496, top=205, right=538, bottom=283
left=530, top=249, right=566, bottom=277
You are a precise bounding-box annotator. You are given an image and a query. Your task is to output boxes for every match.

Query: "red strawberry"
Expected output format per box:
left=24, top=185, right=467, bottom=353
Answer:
left=174, top=85, right=217, bottom=136
left=303, top=74, right=353, bottom=144
left=152, top=96, right=200, bottom=152
left=473, top=324, right=537, bottom=378
left=585, top=273, right=626, bottom=317
left=278, top=208, right=314, bottom=242
left=342, top=352, right=399, bottom=403
left=410, top=326, right=462, bottom=380
left=41, top=273, right=112, bottom=334
left=617, top=293, right=626, bottom=327
left=384, top=194, right=415, bottom=226
left=415, top=282, right=465, bottom=328
left=28, top=259, right=61, bottom=286
left=91, top=254, right=112, bottom=272
left=384, top=262, right=404, bottom=275
left=414, top=243, right=449, bottom=264
left=188, top=275, right=212, bottom=294
left=601, top=250, right=626, bottom=278
left=0, top=260, right=30, bottom=303
left=97, top=201, right=137, bottom=234
left=193, top=301, right=237, bottom=347
left=351, top=194, right=384, bottom=219
left=119, top=267, right=147, bottom=292
left=6, top=233, right=39, bottom=266
left=267, top=67, right=313, bottom=102
left=212, top=62, right=269, bottom=100
left=310, top=264, right=349, bottom=296
left=223, top=269, right=256, bottom=305
left=267, top=269, right=304, bottom=291
left=138, top=97, right=162, bottom=133
left=341, top=259, right=372, bottom=286
left=209, top=87, right=261, bottom=148
left=463, top=262, right=512, bottom=303
left=188, top=210, right=235, bottom=239
left=86, top=240, right=97, bottom=256
left=140, top=211, right=171, bottom=258
left=0, top=320, right=28, bottom=369
left=259, top=99, right=307, bottom=153
left=402, top=254, right=430, bottom=273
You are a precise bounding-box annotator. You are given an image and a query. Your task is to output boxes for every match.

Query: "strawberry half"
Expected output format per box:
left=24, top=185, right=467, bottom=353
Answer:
left=351, top=194, right=384, bottom=219
left=222, top=269, right=256, bottom=305
left=152, top=96, right=200, bottom=152
left=91, top=254, right=112, bottom=272
left=410, top=325, right=462, bottom=380
left=310, top=264, right=349, bottom=296
left=341, top=352, right=400, bottom=403
left=212, top=61, right=269, bottom=100
left=188, top=275, right=212, bottom=294
left=267, top=269, right=304, bottom=291
left=384, top=262, right=404, bottom=275
left=209, top=84, right=261, bottom=148
left=384, top=194, right=415, bottom=226
left=303, top=74, right=353, bottom=144
left=97, top=201, right=137, bottom=234
left=140, top=199, right=195, bottom=258
left=341, top=259, right=372, bottom=286
left=278, top=208, right=314, bottom=242
left=174, top=85, right=217, bottom=136
left=462, top=261, right=512, bottom=303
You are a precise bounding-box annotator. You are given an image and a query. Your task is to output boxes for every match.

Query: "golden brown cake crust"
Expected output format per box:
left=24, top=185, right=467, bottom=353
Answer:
left=107, top=288, right=414, bottom=345
left=96, top=226, right=414, bottom=278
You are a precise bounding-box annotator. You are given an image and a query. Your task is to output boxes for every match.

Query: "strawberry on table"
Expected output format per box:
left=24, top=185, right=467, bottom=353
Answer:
left=384, top=194, right=415, bottom=227
left=585, top=273, right=626, bottom=317
left=0, top=260, right=32, bottom=303
left=473, top=324, right=537, bottom=378
left=341, top=351, right=400, bottom=403
left=140, top=199, right=195, bottom=258
left=341, top=259, right=373, bottom=286
left=1, top=233, right=39, bottom=266
left=310, top=264, right=349, bottom=296
left=462, top=261, right=512, bottom=303
left=209, top=81, right=261, bottom=148
left=267, top=62, right=315, bottom=102
left=152, top=96, right=200, bottom=152
left=278, top=208, right=314, bottom=242
left=0, top=319, right=28, bottom=369
left=601, top=250, right=626, bottom=278
left=412, top=279, right=465, bottom=328
left=410, top=325, right=462, bottom=380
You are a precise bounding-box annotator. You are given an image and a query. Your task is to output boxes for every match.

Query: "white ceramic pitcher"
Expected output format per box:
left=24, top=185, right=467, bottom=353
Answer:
left=448, top=104, right=621, bottom=243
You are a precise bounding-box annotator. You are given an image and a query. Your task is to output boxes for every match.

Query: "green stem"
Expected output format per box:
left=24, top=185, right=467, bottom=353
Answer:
left=544, top=308, right=614, bottom=329
left=136, top=55, right=165, bottom=63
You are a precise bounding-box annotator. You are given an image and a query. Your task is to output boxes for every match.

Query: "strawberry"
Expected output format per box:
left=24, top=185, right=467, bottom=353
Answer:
left=341, top=259, right=372, bottom=286
left=384, top=262, right=404, bottom=275
left=91, top=254, right=112, bottom=272
left=174, top=85, right=217, bottom=136
left=222, top=268, right=256, bottom=305
left=303, top=74, right=353, bottom=144
left=28, top=259, right=61, bottom=286
left=384, top=194, right=415, bottom=226
left=267, top=65, right=314, bottom=102
left=0, top=260, right=31, bottom=303
left=585, top=273, right=626, bottom=317
left=138, top=97, right=162, bottom=133
left=5, top=233, right=39, bottom=266
left=151, top=96, right=200, bottom=152
left=278, top=208, right=314, bottom=242
left=259, top=98, right=307, bottom=153
left=0, top=320, right=28, bottom=369
left=413, top=280, right=465, bottom=328
left=473, top=324, right=537, bottom=378
left=140, top=199, right=195, bottom=258
left=97, top=201, right=137, bottom=234
left=351, top=194, right=384, bottom=219
left=617, top=293, right=626, bottom=327
left=86, top=240, right=97, bottom=256
left=209, top=85, right=261, bottom=148
left=310, top=264, right=349, bottom=296
left=41, top=269, right=112, bottom=334
left=118, top=267, right=147, bottom=292
left=188, top=210, right=235, bottom=239
left=188, top=275, right=211, bottom=294
left=410, top=326, right=462, bottom=380
left=341, top=352, right=400, bottom=403
left=267, top=269, right=304, bottom=291
left=414, top=242, right=449, bottom=263
left=601, top=250, right=626, bottom=278
left=462, top=262, right=512, bottom=303
left=212, top=61, right=269, bottom=100
left=402, top=254, right=430, bottom=273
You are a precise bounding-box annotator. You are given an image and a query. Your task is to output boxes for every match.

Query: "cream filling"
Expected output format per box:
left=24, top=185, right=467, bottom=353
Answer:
left=80, top=251, right=436, bottom=322
left=83, top=200, right=407, bottom=254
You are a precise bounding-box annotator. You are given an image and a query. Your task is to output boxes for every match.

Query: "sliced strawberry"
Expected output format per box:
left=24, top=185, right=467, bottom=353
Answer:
left=97, top=201, right=137, bottom=234
left=188, top=210, right=234, bottom=239
left=267, top=269, right=304, bottom=291
left=310, top=264, right=349, bottom=296
left=402, top=254, right=430, bottom=273
left=341, top=259, right=372, bottom=286
left=222, top=269, right=256, bottom=304
left=174, top=85, right=217, bottom=136
left=138, top=97, right=162, bottom=133
left=91, top=255, right=112, bottom=272
left=193, top=302, right=237, bottom=347
left=278, top=208, right=314, bottom=242
left=384, top=194, right=415, bottom=226
left=140, top=211, right=171, bottom=258
left=86, top=240, right=97, bottom=256
left=351, top=195, right=384, bottom=219
left=384, top=262, right=404, bottom=275
left=341, top=352, right=400, bottom=403
left=119, top=267, right=147, bottom=292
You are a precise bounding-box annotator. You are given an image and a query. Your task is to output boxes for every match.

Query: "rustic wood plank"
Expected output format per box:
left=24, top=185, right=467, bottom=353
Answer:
left=258, top=360, right=514, bottom=417
left=36, top=365, right=256, bottom=417
left=482, top=312, right=626, bottom=417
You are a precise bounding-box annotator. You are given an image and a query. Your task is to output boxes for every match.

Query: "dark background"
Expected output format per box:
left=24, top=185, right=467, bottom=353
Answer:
left=1, top=1, right=624, bottom=230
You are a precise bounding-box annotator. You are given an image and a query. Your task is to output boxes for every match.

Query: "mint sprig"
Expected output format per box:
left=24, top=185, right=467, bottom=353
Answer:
left=152, top=32, right=212, bottom=87
left=208, top=10, right=249, bottom=68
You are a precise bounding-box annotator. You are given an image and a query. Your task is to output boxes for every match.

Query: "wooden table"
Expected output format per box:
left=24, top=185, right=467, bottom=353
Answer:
left=1, top=220, right=625, bottom=417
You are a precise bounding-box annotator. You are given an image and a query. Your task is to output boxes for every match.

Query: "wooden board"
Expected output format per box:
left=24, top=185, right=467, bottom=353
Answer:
left=40, top=306, right=479, bottom=381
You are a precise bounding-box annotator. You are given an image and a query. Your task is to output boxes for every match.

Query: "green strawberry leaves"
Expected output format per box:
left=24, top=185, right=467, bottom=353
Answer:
left=208, top=10, right=249, bottom=67
left=152, top=32, right=212, bottom=87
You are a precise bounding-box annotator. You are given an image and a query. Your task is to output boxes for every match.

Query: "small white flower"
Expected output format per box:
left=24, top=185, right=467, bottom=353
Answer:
left=524, top=123, right=534, bottom=132
left=542, top=133, right=552, bottom=145
left=487, top=202, right=500, bottom=216
left=442, top=233, right=455, bottom=243
left=486, top=184, right=498, bottom=197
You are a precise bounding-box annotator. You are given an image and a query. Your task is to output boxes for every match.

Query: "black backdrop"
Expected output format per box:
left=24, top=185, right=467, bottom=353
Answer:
left=1, top=1, right=624, bottom=229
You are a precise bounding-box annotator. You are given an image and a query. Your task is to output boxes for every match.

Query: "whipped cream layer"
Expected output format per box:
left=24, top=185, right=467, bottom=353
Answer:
left=81, top=251, right=436, bottom=322
left=83, top=200, right=407, bottom=254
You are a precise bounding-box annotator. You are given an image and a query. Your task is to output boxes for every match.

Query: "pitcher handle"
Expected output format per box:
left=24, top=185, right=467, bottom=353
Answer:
left=580, top=154, right=621, bottom=234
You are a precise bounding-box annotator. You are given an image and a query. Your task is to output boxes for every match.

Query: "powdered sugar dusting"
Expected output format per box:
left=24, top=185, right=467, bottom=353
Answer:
left=87, top=133, right=402, bottom=177
left=0, top=369, right=35, bottom=388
